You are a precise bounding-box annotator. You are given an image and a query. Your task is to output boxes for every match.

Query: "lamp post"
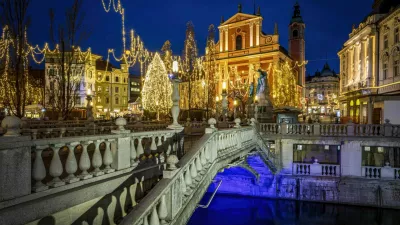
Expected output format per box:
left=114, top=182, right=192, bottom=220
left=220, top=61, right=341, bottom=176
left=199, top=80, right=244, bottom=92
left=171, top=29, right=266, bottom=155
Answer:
left=221, top=81, right=228, bottom=121
left=254, top=95, right=259, bottom=122
left=233, top=99, right=237, bottom=119
left=215, top=96, right=220, bottom=120
left=86, top=89, right=94, bottom=121
left=168, top=61, right=183, bottom=130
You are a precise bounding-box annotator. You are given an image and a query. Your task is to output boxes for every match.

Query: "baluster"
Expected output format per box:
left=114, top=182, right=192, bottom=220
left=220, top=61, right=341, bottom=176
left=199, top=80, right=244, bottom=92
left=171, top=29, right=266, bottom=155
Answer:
left=131, top=138, right=138, bottom=167
left=184, top=167, right=192, bottom=194
left=64, top=143, right=79, bottom=183
left=143, top=214, right=149, bottom=225
left=307, top=165, right=310, bottom=174
left=196, top=156, right=203, bottom=175
left=48, top=144, right=65, bottom=187
left=157, top=135, right=162, bottom=147
left=321, top=166, right=325, bottom=175
left=191, top=162, right=198, bottom=182
left=103, top=140, right=115, bottom=173
left=299, top=165, right=303, bottom=174
left=181, top=173, right=187, bottom=195
left=333, top=166, right=337, bottom=176
left=158, top=195, right=168, bottom=225
left=79, top=141, right=93, bottom=179
left=205, top=145, right=211, bottom=164
left=296, top=164, right=299, bottom=174
left=150, top=135, right=158, bottom=154
left=365, top=167, right=369, bottom=177
left=32, top=145, right=49, bottom=192
left=149, top=207, right=160, bottom=225
left=137, top=137, right=144, bottom=157
left=92, top=140, right=104, bottom=176
left=200, top=149, right=207, bottom=167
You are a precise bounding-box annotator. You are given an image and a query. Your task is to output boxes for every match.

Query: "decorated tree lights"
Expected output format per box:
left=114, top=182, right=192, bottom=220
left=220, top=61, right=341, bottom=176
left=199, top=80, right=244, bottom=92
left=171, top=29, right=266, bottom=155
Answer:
left=141, top=53, right=172, bottom=121
left=168, top=61, right=183, bottom=130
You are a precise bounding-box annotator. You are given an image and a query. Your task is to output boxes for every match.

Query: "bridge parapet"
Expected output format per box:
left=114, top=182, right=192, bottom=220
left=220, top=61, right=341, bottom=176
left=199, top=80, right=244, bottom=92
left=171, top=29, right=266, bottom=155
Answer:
left=120, top=127, right=256, bottom=225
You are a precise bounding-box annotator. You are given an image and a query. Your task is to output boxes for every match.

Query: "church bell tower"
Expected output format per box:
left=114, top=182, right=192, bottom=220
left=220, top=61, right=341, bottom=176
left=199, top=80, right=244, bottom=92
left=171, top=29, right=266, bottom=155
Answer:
left=289, top=2, right=306, bottom=91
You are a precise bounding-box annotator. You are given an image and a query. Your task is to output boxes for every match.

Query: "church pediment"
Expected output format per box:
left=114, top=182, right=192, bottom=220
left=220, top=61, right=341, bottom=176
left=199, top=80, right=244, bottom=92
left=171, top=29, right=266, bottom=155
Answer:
left=221, top=13, right=260, bottom=26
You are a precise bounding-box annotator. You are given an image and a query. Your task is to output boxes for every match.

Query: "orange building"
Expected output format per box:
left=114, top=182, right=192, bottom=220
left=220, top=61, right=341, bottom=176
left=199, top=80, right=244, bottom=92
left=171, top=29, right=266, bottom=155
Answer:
left=213, top=3, right=306, bottom=110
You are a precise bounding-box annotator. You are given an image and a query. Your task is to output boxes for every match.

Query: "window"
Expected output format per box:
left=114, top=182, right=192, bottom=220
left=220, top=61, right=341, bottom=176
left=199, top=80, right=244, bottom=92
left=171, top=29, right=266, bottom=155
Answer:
left=115, top=76, right=119, bottom=82
left=395, top=27, right=399, bottom=44
left=75, top=97, right=81, bottom=105
left=106, top=87, right=109, bottom=92
left=106, top=76, right=110, bottom=82
left=98, top=74, right=102, bottom=81
left=49, top=68, right=55, bottom=76
left=106, top=97, right=109, bottom=104
left=395, top=60, right=400, bottom=77
left=293, top=144, right=340, bottom=164
left=115, top=87, right=119, bottom=93
left=383, top=62, right=388, bottom=79
left=235, top=35, right=243, bottom=50
left=98, top=86, right=102, bottom=92
left=384, top=34, right=389, bottom=49
left=131, top=88, right=140, bottom=92
left=123, top=98, right=126, bottom=105
left=97, top=96, right=101, bottom=103
left=362, top=146, right=400, bottom=167
left=293, top=30, right=299, bottom=38
left=123, top=78, right=126, bottom=83
left=124, top=87, right=126, bottom=92
left=115, top=97, right=119, bottom=104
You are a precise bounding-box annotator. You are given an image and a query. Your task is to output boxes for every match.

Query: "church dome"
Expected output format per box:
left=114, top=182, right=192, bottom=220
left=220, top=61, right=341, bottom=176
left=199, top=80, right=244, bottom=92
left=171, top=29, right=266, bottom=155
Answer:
left=320, top=62, right=335, bottom=77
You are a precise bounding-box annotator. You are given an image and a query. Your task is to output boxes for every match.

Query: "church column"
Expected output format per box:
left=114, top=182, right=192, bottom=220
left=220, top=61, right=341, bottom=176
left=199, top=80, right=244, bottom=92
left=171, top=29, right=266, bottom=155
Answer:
left=250, top=22, right=254, bottom=47
left=256, top=22, right=260, bottom=46
left=225, top=28, right=229, bottom=51
left=219, top=30, right=223, bottom=52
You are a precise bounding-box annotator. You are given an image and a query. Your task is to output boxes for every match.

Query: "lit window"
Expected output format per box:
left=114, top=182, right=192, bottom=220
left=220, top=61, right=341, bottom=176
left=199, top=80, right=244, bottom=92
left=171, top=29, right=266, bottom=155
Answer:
left=98, top=86, right=102, bottom=92
left=97, top=96, right=101, bottom=103
left=106, top=87, right=109, bottom=92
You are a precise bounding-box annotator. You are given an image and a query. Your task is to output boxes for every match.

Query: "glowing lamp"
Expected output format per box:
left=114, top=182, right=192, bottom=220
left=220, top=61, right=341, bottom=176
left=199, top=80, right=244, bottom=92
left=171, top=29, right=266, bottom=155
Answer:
left=87, top=89, right=92, bottom=96
left=216, top=96, right=219, bottom=102
left=255, top=96, right=258, bottom=102
left=90, top=102, right=93, bottom=106
left=172, top=61, right=179, bottom=73
left=234, top=100, right=237, bottom=106
left=222, top=81, right=227, bottom=90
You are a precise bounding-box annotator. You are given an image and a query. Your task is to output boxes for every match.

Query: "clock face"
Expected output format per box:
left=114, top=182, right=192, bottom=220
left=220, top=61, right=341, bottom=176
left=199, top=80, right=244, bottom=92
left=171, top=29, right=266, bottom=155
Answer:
left=317, top=94, right=324, bottom=100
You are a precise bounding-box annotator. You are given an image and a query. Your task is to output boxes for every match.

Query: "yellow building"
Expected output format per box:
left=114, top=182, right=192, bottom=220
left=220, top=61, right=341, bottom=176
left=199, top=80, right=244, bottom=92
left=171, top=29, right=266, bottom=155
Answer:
left=95, top=60, right=129, bottom=119
left=212, top=3, right=305, bottom=111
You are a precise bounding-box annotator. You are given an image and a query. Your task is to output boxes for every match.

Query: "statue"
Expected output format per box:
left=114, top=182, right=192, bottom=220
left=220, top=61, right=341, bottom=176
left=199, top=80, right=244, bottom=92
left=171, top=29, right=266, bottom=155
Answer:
left=249, top=82, right=254, bottom=98
left=256, top=69, right=268, bottom=96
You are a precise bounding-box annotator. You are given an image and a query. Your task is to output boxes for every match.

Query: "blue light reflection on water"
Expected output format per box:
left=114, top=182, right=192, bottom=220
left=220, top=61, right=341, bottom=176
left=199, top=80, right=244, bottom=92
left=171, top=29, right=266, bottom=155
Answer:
left=188, top=194, right=400, bottom=225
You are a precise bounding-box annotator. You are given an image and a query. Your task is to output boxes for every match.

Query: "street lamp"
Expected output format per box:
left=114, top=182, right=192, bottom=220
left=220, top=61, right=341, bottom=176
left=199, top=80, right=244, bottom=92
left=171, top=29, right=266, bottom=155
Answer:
left=221, top=81, right=228, bottom=121
left=86, top=89, right=94, bottom=121
left=254, top=95, right=259, bottom=122
left=168, top=60, right=183, bottom=130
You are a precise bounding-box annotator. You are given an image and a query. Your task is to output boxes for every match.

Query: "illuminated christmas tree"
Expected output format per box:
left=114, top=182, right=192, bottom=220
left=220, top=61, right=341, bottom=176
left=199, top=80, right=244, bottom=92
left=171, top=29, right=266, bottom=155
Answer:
left=141, top=53, right=172, bottom=120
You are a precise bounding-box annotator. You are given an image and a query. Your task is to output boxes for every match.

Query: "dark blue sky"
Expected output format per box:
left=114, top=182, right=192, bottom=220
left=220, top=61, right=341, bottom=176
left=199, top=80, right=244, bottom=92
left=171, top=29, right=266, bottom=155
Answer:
left=28, top=0, right=372, bottom=75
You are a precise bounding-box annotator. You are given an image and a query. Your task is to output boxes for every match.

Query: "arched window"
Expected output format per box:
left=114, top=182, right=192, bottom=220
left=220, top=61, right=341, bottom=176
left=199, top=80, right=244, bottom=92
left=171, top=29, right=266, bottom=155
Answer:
left=293, top=30, right=299, bottom=38
left=236, top=35, right=242, bottom=50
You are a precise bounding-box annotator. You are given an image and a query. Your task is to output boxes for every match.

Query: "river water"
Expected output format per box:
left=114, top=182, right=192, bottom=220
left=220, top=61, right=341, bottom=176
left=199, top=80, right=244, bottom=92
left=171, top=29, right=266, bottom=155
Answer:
left=188, top=193, right=400, bottom=225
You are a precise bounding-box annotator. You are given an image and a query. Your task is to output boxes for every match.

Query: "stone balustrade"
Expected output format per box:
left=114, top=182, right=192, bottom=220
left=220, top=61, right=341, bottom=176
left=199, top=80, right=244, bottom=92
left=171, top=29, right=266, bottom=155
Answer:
left=120, top=127, right=255, bottom=225
left=361, top=166, right=400, bottom=179
left=292, top=163, right=340, bottom=177
left=0, top=125, right=182, bottom=202
left=259, top=121, right=400, bottom=137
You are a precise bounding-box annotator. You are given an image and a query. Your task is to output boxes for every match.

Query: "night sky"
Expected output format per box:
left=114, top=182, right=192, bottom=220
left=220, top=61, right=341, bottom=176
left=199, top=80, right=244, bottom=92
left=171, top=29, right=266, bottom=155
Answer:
left=28, top=0, right=372, bottom=76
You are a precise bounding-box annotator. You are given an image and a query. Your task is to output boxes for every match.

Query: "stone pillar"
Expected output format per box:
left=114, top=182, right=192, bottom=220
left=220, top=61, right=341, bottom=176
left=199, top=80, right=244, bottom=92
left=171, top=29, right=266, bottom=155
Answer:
left=361, top=40, right=365, bottom=81
left=256, top=22, right=260, bottom=46
left=367, top=97, right=373, bottom=124
left=368, top=36, right=373, bottom=83
left=111, top=118, right=131, bottom=170
left=219, top=30, right=223, bottom=52
left=168, top=78, right=183, bottom=130
left=250, top=23, right=254, bottom=47
left=224, top=29, right=228, bottom=51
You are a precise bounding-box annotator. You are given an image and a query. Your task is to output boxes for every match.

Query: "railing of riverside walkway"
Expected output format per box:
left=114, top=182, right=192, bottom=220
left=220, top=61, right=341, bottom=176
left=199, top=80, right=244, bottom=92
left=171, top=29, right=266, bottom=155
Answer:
left=120, top=119, right=261, bottom=225
left=259, top=120, right=400, bottom=137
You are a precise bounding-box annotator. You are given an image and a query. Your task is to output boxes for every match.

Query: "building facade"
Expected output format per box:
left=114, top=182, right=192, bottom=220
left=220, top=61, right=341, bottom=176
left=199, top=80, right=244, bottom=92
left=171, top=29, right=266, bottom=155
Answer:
left=44, top=53, right=101, bottom=119
left=338, top=0, right=400, bottom=124
left=95, top=60, right=129, bottom=119
left=305, top=63, right=340, bottom=118
left=212, top=3, right=305, bottom=111
left=128, top=76, right=142, bottom=114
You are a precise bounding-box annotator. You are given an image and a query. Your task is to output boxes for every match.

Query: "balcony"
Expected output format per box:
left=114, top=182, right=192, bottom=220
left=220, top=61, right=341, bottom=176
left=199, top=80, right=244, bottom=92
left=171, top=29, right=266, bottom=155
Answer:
left=293, top=163, right=340, bottom=177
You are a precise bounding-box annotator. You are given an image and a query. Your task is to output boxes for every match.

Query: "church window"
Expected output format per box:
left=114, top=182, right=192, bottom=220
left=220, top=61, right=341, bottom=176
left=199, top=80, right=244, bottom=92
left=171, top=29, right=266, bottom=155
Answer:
left=293, top=30, right=299, bottom=38
left=236, top=35, right=243, bottom=50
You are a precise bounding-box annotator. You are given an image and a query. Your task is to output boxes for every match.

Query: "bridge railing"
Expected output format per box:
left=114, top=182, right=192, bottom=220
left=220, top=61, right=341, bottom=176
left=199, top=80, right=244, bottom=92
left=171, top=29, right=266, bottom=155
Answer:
left=120, top=125, right=255, bottom=225
left=0, top=118, right=183, bottom=203
left=259, top=120, right=400, bottom=137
